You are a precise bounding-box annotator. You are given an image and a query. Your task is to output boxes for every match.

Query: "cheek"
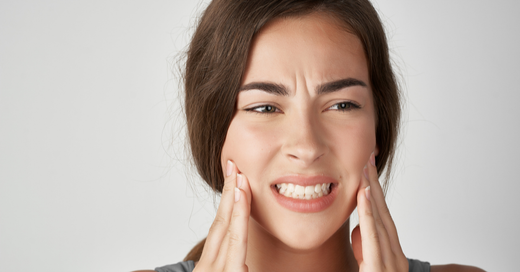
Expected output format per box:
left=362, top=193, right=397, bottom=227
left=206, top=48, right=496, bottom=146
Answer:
left=324, top=115, right=376, bottom=193
left=321, top=117, right=375, bottom=219
left=221, top=117, right=281, bottom=179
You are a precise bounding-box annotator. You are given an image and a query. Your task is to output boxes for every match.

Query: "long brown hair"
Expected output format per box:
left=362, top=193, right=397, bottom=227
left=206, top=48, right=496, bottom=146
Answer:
left=182, top=0, right=401, bottom=262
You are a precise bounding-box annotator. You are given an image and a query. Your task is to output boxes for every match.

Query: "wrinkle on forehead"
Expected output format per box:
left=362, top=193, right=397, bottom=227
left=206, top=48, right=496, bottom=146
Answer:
left=243, top=11, right=369, bottom=94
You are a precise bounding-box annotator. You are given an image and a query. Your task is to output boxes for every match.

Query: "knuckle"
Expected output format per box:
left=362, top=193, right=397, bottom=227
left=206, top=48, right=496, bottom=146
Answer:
left=210, top=215, right=228, bottom=229
left=375, top=215, right=385, bottom=227
left=229, top=233, right=241, bottom=244
left=363, top=206, right=373, bottom=217
left=368, top=231, right=380, bottom=243
left=227, top=229, right=242, bottom=246
left=232, top=209, right=243, bottom=219
left=380, top=205, right=391, bottom=217
left=222, top=181, right=235, bottom=194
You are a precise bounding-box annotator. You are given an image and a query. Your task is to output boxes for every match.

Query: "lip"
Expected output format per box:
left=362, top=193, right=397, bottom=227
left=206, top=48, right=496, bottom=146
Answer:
left=270, top=175, right=338, bottom=213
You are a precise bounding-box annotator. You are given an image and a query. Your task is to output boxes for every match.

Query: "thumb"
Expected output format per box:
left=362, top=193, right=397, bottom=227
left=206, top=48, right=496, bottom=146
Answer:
left=351, top=225, right=363, bottom=265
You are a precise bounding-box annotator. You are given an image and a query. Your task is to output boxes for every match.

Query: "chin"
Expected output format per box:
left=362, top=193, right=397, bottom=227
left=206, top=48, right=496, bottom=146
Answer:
left=278, top=231, right=334, bottom=252
left=251, top=209, right=349, bottom=252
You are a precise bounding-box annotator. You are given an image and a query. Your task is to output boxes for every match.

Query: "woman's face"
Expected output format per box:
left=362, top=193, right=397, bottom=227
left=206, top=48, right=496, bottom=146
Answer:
left=221, top=12, right=377, bottom=250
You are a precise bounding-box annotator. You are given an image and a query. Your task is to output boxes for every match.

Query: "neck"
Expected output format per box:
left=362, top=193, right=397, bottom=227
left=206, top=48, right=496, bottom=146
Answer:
left=245, top=218, right=358, bottom=272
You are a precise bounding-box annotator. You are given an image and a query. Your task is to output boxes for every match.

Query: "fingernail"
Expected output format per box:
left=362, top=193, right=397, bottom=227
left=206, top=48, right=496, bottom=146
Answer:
left=234, top=187, right=241, bottom=202
left=363, top=165, right=369, bottom=179
left=370, top=152, right=376, bottom=167
left=226, top=160, right=233, bottom=177
left=365, top=186, right=371, bottom=201
left=236, top=173, right=243, bottom=189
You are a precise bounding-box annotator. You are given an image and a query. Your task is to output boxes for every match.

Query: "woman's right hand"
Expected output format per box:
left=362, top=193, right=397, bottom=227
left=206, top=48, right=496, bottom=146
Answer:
left=193, top=160, right=252, bottom=272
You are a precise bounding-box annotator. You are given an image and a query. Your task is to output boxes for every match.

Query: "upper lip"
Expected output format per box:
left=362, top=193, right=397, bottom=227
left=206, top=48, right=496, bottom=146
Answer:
left=270, top=175, right=338, bottom=187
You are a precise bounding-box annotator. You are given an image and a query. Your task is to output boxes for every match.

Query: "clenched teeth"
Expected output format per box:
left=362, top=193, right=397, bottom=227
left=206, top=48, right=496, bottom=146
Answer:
left=275, top=183, right=331, bottom=199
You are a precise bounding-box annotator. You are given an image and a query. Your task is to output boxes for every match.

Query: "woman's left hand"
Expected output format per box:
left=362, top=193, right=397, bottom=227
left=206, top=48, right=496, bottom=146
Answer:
left=351, top=152, right=408, bottom=272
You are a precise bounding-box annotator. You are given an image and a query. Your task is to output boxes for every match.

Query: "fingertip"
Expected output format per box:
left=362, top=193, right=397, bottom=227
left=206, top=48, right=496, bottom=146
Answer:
left=356, top=184, right=365, bottom=205
left=359, top=164, right=370, bottom=188
left=233, top=172, right=251, bottom=205
left=236, top=173, right=243, bottom=189
left=367, top=153, right=379, bottom=182
left=223, top=161, right=239, bottom=191
left=234, top=187, right=241, bottom=202
left=357, top=183, right=370, bottom=216
left=226, top=160, right=234, bottom=177
left=234, top=188, right=251, bottom=217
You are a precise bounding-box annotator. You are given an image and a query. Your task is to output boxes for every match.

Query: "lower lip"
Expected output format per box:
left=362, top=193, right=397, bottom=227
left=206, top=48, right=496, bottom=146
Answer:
left=271, top=184, right=338, bottom=213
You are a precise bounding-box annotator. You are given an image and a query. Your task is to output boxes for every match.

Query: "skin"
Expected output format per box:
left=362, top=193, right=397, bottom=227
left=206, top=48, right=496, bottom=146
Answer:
left=225, top=12, right=375, bottom=257
left=219, top=13, right=374, bottom=272
left=135, top=11, right=484, bottom=272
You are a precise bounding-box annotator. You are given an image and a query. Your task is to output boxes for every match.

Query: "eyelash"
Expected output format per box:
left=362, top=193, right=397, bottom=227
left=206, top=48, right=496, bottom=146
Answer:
left=245, top=101, right=361, bottom=114
left=327, top=101, right=361, bottom=111
left=245, top=105, right=280, bottom=114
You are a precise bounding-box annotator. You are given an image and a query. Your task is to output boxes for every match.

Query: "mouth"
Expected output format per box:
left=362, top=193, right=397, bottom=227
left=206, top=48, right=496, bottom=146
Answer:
left=274, top=182, right=332, bottom=200
left=270, top=175, right=338, bottom=213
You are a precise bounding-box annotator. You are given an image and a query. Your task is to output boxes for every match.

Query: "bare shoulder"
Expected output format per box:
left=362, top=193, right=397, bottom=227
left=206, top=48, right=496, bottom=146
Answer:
left=431, top=264, right=486, bottom=272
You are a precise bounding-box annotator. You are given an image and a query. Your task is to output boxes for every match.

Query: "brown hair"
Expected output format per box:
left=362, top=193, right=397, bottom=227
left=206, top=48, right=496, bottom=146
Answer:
left=182, top=0, right=400, bottom=262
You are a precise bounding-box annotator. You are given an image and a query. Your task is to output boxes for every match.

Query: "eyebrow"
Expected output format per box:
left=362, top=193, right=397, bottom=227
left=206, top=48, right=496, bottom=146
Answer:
left=239, top=78, right=367, bottom=96
left=239, top=82, right=288, bottom=96
left=316, top=78, right=367, bottom=95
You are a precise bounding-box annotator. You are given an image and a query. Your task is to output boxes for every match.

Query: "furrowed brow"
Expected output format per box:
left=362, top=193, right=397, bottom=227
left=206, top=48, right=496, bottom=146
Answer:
left=316, top=78, right=368, bottom=95
left=239, top=82, right=289, bottom=96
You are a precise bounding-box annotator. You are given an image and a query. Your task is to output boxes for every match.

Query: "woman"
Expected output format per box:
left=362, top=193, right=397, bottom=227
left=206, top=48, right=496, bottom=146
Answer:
left=137, top=0, right=483, bottom=271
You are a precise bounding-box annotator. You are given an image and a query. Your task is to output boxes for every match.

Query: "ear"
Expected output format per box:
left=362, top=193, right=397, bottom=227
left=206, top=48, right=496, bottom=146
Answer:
left=374, top=144, right=379, bottom=156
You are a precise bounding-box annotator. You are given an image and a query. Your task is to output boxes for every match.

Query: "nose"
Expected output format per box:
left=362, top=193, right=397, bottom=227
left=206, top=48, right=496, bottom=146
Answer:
left=281, top=111, right=328, bottom=167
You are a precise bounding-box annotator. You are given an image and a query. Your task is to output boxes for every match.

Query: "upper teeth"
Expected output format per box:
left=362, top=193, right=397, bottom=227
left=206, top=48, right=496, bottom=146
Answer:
left=275, top=183, right=331, bottom=199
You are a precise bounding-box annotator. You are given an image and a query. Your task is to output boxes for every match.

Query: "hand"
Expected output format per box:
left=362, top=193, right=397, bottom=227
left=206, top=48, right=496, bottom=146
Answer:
left=351, top=152, right=408, bottom=271
left=193, top=161, right=252, bottom=272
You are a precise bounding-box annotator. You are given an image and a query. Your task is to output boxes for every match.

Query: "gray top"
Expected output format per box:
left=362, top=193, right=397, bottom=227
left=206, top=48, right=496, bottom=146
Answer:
left=155, top=260, right=194, bottom=272
left=155, top=258, right=430, bottom=272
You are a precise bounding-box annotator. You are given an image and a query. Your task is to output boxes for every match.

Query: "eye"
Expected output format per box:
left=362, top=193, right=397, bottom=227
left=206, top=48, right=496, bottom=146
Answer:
left=328, top=101, right=361, bottom=112
left=246, top=104, right=280, bottom=114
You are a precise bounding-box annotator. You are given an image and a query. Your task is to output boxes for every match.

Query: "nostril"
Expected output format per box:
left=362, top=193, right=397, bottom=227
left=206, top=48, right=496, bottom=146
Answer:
left=286, top=148, right=326, bottom=164
left=289, top=154, right=298, bottom=159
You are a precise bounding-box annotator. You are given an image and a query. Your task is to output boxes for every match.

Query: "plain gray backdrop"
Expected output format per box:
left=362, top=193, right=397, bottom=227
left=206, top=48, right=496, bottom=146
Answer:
left=1, top=0, right=518, bottom=271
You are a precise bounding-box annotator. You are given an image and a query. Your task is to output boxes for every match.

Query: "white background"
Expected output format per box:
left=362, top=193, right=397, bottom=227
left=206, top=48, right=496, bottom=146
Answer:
left=1, top=0, right=518, bottom=271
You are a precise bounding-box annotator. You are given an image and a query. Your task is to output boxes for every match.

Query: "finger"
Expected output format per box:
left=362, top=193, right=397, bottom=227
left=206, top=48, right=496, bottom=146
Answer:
left=363, top=167, right=394, bottom=267
left=351, top=225, right=363, bottom=264
left=224, top=188, right=250, bottom=271
left=237, top=173, right=252, bottom=206
left=357, top=178, right=382, bottom=269
left=202, top=160, right=239, bottom=262
left=215, top=172, right=251, bottom=267
left=366, top=152, right=404, bottom=255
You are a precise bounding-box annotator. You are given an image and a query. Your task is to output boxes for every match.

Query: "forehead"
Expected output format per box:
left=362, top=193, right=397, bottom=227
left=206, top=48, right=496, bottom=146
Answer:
left=243, top=12, right=369, bottom=88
